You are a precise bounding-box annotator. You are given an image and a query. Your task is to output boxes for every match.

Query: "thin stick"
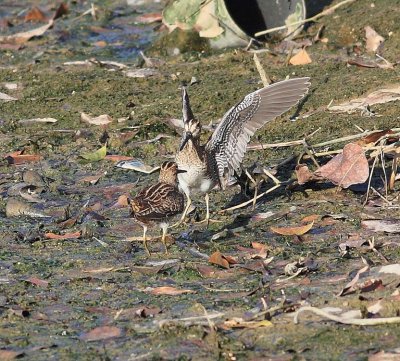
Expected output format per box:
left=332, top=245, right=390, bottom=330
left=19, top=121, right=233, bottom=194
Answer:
left=314, top=129, right=400, bottom=148
left=255, top=0, right=356, bottom=37
left=157, top=312, right=225, bottom=327
left=253, top=53, right=271, bottom=86
left=263, top=169, right=280, bottom=185
left=248, top=129, right=400, bottom=152
left=219, top=183, right=281, bottom=213
left=175, top=240, right=210, bottom=260
left=380, top=141, right=388, bottom=198
left=294, top=306, right=400, bottom=325
left=363, top=154, right=379, bottom=206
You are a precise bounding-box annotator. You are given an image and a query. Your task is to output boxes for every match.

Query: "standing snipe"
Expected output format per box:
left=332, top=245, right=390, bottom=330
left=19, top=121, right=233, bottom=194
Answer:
left=175, top=77, right=311, bottom=225
left=129, top=161, right=186, bottom=254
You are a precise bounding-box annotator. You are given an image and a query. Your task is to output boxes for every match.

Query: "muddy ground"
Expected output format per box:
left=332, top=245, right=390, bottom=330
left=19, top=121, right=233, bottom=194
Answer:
left=1, top=0, right=400, bottom=360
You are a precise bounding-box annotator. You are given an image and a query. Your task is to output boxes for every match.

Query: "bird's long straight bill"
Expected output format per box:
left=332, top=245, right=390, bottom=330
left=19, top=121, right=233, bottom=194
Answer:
left=179, top=132, right=192, bottom=151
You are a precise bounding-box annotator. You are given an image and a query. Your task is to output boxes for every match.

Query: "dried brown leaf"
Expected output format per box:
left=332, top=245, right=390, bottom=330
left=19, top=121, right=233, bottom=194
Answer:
left=44, top=231, right=81, bottom=240
left=5, top=150, right=41, bottom=165
left=357, top=129, right=394, bottom=146
left=338, top=265, right=369, bottom=296
left=289, top=48, right=312, bottom=66
left=270, top=222, right=314, bottom=236
left=104, top=155, right=134, bottom=162
left=209, top=251, right=236, bottom=269
left=25, top=277, right=49, bottom=288
left=0, top=350, right=24, bottom=360
left=53, top=3, right=69, bottom=20
left=79, top=326, right=122, bottom=342
left=136, top=12, right=162, bottom=24
left=196, top=265, right=241, bottom=279
left=295, top=164, right=322, bottom=184
left=78, top=174, right=104, bottom=185
left=148, top=286, right=195, bottom=295
left=0, top=20, right=53, bottom=45
left=314, top=143, right=369, bottom=188
left=301, top=214, right=320, bottom=223
left=25, top=7, right=47, bottom=22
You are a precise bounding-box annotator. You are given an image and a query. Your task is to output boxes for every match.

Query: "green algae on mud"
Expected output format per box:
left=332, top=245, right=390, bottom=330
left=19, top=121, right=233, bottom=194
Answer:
left=2, top=0, right=400, bottom=359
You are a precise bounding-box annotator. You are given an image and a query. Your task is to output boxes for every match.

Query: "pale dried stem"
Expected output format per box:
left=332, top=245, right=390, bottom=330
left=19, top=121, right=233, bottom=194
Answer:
left=157, top=312, right=225, bottom=328
left=253, top=53, right=271, bottom=86
left=219, top=183, right=282, bottom=213
left=294, top=306, right=400, bottom=325
left=363, top=154, right=379, bottom=206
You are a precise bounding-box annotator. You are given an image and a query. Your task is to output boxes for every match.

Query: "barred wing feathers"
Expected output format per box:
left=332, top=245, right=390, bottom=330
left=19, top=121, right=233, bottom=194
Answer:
left=205, top=77, right=310, bottom=188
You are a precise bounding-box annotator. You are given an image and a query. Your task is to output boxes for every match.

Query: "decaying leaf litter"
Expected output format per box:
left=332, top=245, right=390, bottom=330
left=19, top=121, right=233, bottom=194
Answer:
left=2, top=0, right=400, bottom=359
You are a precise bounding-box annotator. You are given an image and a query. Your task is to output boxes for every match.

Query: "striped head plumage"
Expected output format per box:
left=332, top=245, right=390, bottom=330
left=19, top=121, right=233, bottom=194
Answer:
left=158, top=161, right=185, bottom=185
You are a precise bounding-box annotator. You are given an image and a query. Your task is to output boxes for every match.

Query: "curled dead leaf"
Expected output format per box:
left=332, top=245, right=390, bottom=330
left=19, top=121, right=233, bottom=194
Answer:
left=0, top=20, right=53, bottom=45
left=136, top=12, right=162, bottom=24
left=25, top=7, right=47, bottom=22
left=271, top=222, right=314, bottom=236
left=79, top=326, right=122, bottom=342
left=80, top=112, right=112, bottom=126
left=25, top=277, right=49, bottom=288
left=44, top=231, right=81, bottom=240
left=329, top=85, right=400, bottom=113
left=0, top=350, right=24, bottom=360
left=357, top=129, right=395, bottom=146
left=53, top=3, right=69, bottom=20
left=104, top=155, right=134, bottom=162
left=147, top=286, right=196, bottom=295
left=295, top=164, right=322, bottom=185
left=209, top=251, right=237, bottom=269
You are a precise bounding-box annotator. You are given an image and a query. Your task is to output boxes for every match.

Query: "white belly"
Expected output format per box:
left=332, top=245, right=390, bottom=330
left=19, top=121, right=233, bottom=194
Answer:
left=178, top=167, right=215, bottom=196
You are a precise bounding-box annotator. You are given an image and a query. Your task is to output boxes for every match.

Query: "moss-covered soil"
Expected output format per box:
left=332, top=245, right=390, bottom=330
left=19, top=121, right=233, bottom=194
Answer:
left=1, top=0, right=400, bottom=360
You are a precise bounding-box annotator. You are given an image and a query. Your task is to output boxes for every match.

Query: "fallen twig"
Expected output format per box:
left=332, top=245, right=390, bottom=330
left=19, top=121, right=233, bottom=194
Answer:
left=219, top=183, right=282, bottom=213
left=175, top=240, right=210, bottom=260
left=157, top=312, right=225, bottom=328
left=253, top=53, right=271, bottom=86
left=294, top=306, right=400, bottom=325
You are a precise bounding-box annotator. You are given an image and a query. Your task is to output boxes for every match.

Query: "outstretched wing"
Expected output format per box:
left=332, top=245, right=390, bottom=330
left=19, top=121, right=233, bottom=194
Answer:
left=205, top=77, right=310, bottom=188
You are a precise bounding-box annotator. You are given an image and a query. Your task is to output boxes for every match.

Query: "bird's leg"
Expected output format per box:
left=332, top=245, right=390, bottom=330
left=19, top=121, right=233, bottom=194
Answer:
left=142, top=225, right=151, bottom=256
left=195, top=193, right=222, bottom=227
left=171, top=195, right=192, bottom=228
left=160, top=225, right=169, bottom=254
left=205, top=192, right=210, bottom=227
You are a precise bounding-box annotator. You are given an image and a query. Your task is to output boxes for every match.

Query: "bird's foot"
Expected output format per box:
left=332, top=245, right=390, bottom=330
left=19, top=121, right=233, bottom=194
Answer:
left=194, top=217, right=223, bottom=228
left=170, top=219, right=189, bottom=228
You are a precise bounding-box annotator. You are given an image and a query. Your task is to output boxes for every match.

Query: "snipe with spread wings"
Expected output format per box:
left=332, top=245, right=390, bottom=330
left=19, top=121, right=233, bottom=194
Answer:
left=175, top=77, right=311, bottom=225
